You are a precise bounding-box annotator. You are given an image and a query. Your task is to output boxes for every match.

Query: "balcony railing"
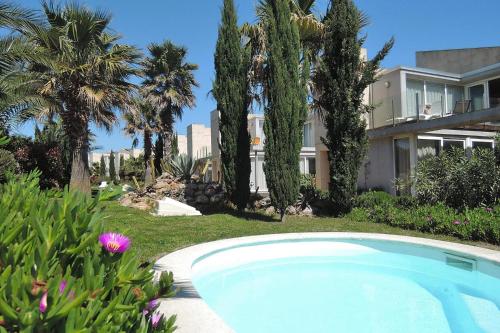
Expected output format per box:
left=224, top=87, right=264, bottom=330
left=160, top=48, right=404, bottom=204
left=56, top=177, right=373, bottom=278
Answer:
left=369, top=96, right=492, bottom=129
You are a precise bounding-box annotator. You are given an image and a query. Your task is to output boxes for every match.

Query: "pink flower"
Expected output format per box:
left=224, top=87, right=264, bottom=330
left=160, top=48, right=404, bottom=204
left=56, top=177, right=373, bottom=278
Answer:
left=99, top=233, right=131, bottom=253
left=39, top=292, right=48, bottom=313
left=147, top=299, right=159, bottom=311
left=485, top=207, right=493, bottom=213
left=59, top=280, right=67, bottom=294
left=151, top=313, right=163, bottom=329
left=143, top=299, right=160, bottom=316
left=453, top=220, right=461, bottom=225
left=463, top=219, right=470, bottom=225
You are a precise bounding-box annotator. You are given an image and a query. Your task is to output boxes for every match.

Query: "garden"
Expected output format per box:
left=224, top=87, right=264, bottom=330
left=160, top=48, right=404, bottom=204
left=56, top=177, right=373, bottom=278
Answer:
left=0, top=0, right=499, bottom=332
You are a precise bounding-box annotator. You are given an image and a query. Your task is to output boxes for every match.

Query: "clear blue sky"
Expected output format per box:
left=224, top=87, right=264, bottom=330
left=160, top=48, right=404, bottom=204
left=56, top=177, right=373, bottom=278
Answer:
left=14, top=0, right=500, bottom=151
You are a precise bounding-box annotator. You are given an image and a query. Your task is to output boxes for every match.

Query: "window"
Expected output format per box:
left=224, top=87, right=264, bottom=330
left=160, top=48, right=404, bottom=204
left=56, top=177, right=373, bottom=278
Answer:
left=443, top=139, right=465, bottom=152
left=394, top=138, right=411, bottom=195
left=307, top=158, right=316, bottom=175
left=472, top=141, right=493, bottom=150
left=446, top=85, right=465, bottom=114
left=303, top=123, right=314, bottom=147
left=417, top=139, right=441, bottom=160
left=488, top=78, right=500, bottom=109
left=406, top=80, right=424, bottom=117
left=426, top=82, right=445, bottom=115
left=469, top=84, right=485, bottom=111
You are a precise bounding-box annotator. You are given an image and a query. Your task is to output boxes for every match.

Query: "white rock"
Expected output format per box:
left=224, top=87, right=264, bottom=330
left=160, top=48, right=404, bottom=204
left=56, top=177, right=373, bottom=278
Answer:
left=154, top=197, right=202, bottom=217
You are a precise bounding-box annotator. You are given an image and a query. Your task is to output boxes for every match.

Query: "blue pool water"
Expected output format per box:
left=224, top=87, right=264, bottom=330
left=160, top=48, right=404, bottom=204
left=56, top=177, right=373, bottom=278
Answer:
left=192, top=241, right=500, bottom=333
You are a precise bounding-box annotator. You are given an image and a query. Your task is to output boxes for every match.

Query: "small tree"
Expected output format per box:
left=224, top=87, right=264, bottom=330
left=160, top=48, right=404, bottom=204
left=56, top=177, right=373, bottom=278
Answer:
left=213, top=0, right=251, bottom=211
left=154, top=135, right=164, bottom=176
left=99, top=155, right=106, bottom=180
left=262, top=0, right=308, bottom=221
left=109, top=150, right=116, bottom=182
left=315, top=0, right=393, bottom=215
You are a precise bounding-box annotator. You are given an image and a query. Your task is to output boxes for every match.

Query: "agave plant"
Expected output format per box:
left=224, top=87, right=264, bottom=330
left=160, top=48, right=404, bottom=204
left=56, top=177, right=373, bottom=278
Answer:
left=164, top=154, right=194, bottom=181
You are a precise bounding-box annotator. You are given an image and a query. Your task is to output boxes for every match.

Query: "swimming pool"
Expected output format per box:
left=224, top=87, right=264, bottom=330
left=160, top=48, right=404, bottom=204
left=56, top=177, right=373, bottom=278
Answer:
left=154, top=234, right=500, bottom=333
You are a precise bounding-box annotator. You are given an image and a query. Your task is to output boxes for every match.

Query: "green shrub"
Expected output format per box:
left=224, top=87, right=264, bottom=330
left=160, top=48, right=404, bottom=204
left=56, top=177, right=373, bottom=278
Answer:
left=0, top=172, right=176, bottom=332
left=416, top=147, right=499, bottom=209
left=0, top=148, right=17, bottom=183
left=349, top=191, right=500, bottom=245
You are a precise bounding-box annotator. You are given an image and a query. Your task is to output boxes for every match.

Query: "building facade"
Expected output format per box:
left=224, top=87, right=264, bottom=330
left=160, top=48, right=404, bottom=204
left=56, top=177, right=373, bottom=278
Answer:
left=187, top=124, right=211, bottom=160
left=361, top=46, right=500, bottom=194
left=211, top=47, right=500, bottom=196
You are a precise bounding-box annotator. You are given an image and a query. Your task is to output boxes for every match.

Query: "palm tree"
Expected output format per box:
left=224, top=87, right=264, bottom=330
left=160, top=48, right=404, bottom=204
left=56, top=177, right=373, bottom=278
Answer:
left=0, top=2, right=46, bottom=131
left=124, top=97, right=158, bottom=185
left=241, top=0, right=322, bottom=107
left=141, top=41, right=198, bottom=161
left=16, top=2, right=140, bottom=193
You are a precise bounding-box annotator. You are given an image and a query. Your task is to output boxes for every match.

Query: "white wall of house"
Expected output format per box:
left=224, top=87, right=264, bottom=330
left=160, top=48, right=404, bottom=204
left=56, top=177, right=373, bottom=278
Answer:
left=187, top=124, right=211, bottom=160
left=177, top=135, right=188, bottom=156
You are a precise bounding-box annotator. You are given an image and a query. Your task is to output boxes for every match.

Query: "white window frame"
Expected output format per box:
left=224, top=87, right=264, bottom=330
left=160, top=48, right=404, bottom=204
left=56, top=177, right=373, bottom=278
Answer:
left=465, top=80, right=488, bottom=110
left=469, top=138, right=495, bottom=149
left=406, top=79, right=465, bottom=116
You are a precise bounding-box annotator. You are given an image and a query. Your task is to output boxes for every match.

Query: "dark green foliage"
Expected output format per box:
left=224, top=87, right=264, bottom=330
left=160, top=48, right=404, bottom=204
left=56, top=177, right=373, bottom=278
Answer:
left=416, top=148, right=499, bottom=209
left=495, top=133, right=500, bottom=165
left=0, top=148, right=16, bottom=182
left=0, top=172, right=176, bottom=331
left=121, top=155, right=145, bottom=181
left=100, top=155, right=106, bottom=179
left=315, top=0, right=393, bottom=215
left=213, top=0, right=251, bottom=211
left=119, top=154, right=125, bottom=178
left=109, top=150, right=117, bottom=182
left=5, top=124, right=70, bottom=188
left=350, top=191, right=500, bottom=245
left=154, top=135, right=164, bottom=176
left=263, top=0, right=308, bottom=221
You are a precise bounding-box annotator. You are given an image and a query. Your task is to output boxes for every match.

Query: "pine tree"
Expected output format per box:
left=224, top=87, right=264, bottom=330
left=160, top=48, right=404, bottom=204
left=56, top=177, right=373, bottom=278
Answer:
left=263, top=0, right=308, bottom=221
left=315, top=0, right=393, bottom=215
left=109, top=150, right=116, bottom=182
left=213, top=0, right=251, bottom=211
left=99, top=155, right=106, bottom=179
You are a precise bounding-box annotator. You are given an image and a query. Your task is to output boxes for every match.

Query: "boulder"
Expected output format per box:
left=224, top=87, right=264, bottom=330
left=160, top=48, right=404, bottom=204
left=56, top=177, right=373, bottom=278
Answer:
left=196, top=195, right=210, bottom=204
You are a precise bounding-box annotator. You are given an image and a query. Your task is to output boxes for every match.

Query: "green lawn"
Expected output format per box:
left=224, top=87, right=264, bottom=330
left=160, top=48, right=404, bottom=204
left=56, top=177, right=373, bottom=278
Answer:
left=101, top=202, right=500, bottom=263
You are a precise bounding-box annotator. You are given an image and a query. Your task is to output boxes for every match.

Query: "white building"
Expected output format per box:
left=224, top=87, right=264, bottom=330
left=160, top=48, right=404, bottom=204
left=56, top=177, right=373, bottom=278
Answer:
left=187, top=124, right=211, bottom=160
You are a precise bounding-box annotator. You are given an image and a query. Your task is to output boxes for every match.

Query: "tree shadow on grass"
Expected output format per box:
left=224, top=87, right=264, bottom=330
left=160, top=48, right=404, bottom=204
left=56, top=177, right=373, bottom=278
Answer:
left=204, top=207, right=278, bottom=223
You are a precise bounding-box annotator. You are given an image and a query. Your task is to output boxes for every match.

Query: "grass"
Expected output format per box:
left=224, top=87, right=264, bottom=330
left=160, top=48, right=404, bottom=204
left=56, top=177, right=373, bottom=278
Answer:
left=101, top=202, right=500, bottom=263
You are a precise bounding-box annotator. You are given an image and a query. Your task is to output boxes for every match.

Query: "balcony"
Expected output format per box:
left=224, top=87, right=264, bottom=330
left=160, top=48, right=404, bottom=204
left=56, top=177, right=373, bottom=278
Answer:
left=369, top=77, right=500, bottom=131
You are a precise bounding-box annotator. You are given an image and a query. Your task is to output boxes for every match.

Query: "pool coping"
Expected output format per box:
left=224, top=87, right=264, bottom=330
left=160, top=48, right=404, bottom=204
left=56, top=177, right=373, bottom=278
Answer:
left=153, top=233, right=500, bottom=333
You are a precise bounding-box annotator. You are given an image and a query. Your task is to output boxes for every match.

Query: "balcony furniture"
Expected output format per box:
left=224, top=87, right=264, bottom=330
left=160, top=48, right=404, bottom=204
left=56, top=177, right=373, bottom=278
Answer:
left=453, top=100, right=471, bottom=114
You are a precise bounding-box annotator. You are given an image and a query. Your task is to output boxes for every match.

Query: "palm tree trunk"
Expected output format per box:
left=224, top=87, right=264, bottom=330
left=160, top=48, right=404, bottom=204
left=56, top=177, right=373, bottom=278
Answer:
left=69, top=134, right=91, bottom=194
left=163, top=131, right=173, bottom=161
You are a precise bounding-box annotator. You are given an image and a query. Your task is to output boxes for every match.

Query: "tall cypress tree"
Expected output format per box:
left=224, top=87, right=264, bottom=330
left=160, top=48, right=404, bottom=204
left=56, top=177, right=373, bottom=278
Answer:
left=109, top=150, right=116, bottom=182
left=154, top=135, right=164, bottom=176
left=315, top=0, right=393, bottom=215
left=263, top=0, right=308, bottom=221
left=213, top=0, right=251, bottom=211
left=100, top=155, right=106, bottom=179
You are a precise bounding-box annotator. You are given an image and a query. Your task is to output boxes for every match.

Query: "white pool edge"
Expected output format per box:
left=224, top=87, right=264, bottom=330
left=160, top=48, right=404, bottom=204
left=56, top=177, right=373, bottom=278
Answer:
left=153, top=233, right=500, bottom=333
